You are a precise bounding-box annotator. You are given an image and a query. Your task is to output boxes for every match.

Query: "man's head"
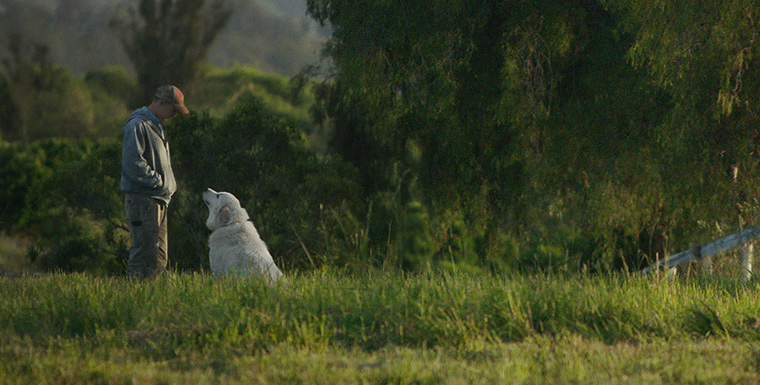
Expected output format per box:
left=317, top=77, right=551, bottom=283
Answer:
left=150, top=85, right=189, bottom=121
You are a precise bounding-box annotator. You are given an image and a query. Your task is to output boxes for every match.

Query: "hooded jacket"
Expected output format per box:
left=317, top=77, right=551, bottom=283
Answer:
left=120, top=107, right=177, bottom=205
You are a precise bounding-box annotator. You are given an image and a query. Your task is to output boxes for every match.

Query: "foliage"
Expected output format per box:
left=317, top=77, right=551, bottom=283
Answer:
left=0, top=92, right=364, bottom=275
left=303, top=0, right=598, bottom=270
left=0, top=64, right=367, bottom=275
left=109, top=0, right=233, bottom=105
left=0, top=77, right=18, bottom=140
left=84, top=66, right=139, bottom=107
left=302, top=0, right=760, bottom=273
left=0, top=141, right=49, bottom=231
left=0, top=0, right=324, bottom=77
left=0, top=234, right=27, bottom=271
left=15, top=139, right=127, bottom=274
left=0, top=34, right=134, bottom=141
left=168, top=93, right=364, bottom=271
left=5, top=0, right=760, bottom=274
left=566, top=0, right=760, bottom=270
left=187, top=65, right=314, bottom=131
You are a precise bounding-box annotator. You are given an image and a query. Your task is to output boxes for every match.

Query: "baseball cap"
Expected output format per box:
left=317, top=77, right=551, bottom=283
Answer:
left=155, top=85, right=189, bottom=114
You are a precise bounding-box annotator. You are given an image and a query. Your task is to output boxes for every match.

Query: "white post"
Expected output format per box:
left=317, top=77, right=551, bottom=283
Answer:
left=696, top=244, right=712, bottom=277
left=660, top=251, right=678, bottom=279
left=742, top=243, right=753, bottom=283
left=700, top=255, right=713, bottom=277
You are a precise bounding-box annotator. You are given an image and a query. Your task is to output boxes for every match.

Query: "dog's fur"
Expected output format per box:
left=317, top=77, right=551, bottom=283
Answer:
left=203, top=188, right=284, bottom=283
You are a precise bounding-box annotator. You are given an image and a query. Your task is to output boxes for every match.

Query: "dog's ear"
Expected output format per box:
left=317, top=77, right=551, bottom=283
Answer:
left=217, top=205, right=231, bottom=225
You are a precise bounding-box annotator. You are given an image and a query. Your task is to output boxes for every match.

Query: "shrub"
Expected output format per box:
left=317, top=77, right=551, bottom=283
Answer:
left=84, top=66, right=138, bottom=105
left=188, top=66, right=313, bottom=130
left=169, top=93, right=364, bottom=272
left=0, top=141, right=50, bottom=231
left=17, top=139, right=126, bottom=274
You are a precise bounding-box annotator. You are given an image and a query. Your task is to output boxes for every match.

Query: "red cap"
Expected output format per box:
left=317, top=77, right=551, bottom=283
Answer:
left=155, top=85, right=189, bottom=114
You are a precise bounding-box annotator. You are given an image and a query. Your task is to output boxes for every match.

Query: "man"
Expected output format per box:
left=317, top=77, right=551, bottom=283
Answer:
left=120, top=85, right=189, bottom=279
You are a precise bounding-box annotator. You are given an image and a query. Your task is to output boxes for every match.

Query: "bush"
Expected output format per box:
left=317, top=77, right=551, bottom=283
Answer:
left=169, top=93, right=364, bottom=272
left=397, top=201, right=435, bottom=270
left=2, top=93, right=364, bottom=275
left=188, top=66, right=313, bottom=130
left=17, top=139, right=126, bottom=274
left=84, top=66, right=138, bottom=106
left=0, top=78, right=20, bottom=140
left=0, top=141, right=50, bottom=231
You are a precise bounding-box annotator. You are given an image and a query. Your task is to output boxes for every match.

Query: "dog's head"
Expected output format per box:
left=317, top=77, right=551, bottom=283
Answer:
left=203, top=188, right=247, bottom=230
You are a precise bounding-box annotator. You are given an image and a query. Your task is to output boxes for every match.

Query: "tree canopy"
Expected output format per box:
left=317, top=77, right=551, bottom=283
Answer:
left=304, top=0, right=760, bottom=271
left=110, top=0, right=232, bottom=104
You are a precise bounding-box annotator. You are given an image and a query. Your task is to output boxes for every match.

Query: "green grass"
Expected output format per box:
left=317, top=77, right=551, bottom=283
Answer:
left=2, top=271, right=760, bottom=384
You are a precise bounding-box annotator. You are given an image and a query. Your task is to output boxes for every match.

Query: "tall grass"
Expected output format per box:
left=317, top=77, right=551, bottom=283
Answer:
left=2, top=271, right=760, bottom=383
left=3, top=271, right=760, bottom=347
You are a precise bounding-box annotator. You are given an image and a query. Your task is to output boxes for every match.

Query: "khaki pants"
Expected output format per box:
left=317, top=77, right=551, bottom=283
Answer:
left=125, top=194, right=168, bottom=279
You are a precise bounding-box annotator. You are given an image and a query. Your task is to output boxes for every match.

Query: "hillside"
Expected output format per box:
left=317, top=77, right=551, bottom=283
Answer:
left=0, top=0, right=329, bottom=76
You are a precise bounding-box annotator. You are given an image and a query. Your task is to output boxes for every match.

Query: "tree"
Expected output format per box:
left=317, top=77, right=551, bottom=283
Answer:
left=305, top=0, right=608, bottom=267
left=110, top=0, right=232, bottom=105
left=596, top=0, right=760, bottom=260
left=1, top=33, right=112, bottom=142
left=1, top=32, right=48, bottom=142
left=303, top=0, right=760, bottom=272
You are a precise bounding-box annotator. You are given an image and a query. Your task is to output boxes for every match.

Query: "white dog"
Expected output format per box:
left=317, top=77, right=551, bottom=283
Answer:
left=203, top=188, right=285, bottom=284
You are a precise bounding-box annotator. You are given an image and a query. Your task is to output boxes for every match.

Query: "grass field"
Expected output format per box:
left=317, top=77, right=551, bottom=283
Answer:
left=2, top=270, right=760, bottom=384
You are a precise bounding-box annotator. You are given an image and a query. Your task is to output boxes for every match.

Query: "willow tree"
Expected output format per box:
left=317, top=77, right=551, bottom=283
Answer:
left=110, top=0, right=232, bottom=105
left=305, top=0, right=637, bottom=268
left=599, top=0, right=760, bottom=255
left=305, top=1, right=555, bottom=210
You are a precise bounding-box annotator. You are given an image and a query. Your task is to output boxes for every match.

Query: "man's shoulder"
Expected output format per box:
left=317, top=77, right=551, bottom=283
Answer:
left=126, top=108, right=159, bottom=124
left=124, top=111, right=158, bottom=131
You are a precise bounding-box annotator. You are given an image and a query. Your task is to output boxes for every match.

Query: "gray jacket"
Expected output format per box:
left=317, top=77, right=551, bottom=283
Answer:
left=120, top=107, right=177, bottom=205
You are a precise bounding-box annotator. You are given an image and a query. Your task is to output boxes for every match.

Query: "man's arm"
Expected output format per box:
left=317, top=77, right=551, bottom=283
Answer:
left=122, top=122, right=162, bottom=189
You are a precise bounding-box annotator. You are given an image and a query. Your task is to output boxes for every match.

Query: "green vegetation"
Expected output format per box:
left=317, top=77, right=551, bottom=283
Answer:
left=109, top=0, right=233, bottom=104
left=4, top=1, right=760, bottom=276
left=0, top=0, right=323, bottom=77
left=3, top=2, right=760, bottom=383
left=303, top=0, right=760, bottom=274
left=2, top=271, right=760, bottom=383
left=0, top=33, right=130, bottom=141
left=0, top=90, right=363, bottom=275
left=188, top=65, right=314, bottom=131
left=0, top=234, right=27, bottom=271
